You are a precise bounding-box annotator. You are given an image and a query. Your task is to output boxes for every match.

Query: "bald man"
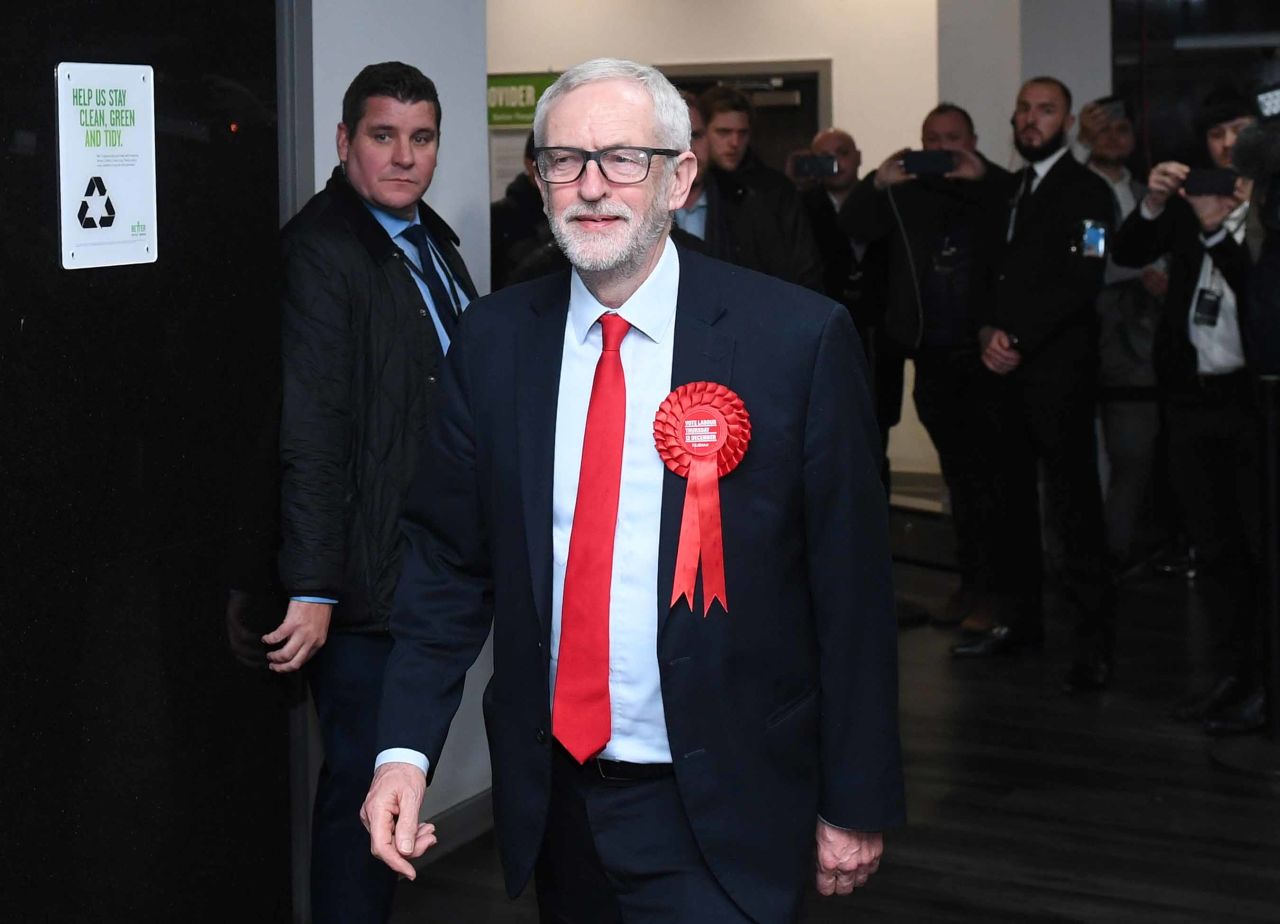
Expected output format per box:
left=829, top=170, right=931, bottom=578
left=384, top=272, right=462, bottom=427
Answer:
left=797, top=128, right=879, bottom=338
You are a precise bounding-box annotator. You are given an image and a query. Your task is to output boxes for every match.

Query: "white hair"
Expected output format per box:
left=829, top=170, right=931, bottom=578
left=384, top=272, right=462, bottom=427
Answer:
left=532, top=58, right=691, bottom=154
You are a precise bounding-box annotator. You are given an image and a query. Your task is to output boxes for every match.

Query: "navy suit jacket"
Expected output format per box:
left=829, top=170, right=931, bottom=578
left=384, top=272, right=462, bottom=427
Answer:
left=378, top=245, right=904, bottom=921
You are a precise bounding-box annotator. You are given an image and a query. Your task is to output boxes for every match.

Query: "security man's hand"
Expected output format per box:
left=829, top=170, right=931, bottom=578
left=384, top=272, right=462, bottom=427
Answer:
left=263, top=599, right=331, bottom=672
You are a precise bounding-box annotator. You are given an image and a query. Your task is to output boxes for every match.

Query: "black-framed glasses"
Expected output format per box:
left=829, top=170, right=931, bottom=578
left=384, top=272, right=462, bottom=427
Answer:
left=533, top=146, right=681, bottom=184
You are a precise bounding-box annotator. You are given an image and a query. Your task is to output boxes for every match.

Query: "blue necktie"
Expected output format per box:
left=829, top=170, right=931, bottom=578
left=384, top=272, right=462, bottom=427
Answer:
left=401, top=224, right=458, bottom=340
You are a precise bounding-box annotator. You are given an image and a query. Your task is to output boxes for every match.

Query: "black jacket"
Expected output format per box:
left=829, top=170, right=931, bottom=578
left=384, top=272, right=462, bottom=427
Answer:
left=842, top=158, right=1010, bottom=353
left=800, top=184, right=888, bottom=337
left=490, top=172, right=546, bottom=291
left=278, top=168, right=478, bottom=633
left=981, top=152, right=1113, bottom=387
left=704, top=156, right=824, bottom=292
left=1112, top=196, right=1256, bottom=394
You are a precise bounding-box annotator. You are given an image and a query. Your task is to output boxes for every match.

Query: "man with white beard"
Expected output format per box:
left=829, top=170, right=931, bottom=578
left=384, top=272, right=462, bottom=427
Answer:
left=362, top=57, right=903, bottom=923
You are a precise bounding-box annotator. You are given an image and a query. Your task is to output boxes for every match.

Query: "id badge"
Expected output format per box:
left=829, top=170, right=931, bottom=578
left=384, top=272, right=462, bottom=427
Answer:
left=1080, top=219, right=1107, bottom=258
left=1192, top=288, right=1222, bottom=326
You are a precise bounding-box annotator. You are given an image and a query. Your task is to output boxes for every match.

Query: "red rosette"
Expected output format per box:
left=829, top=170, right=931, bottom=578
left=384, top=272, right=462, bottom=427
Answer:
left=653, top=382, right=751, bottom=616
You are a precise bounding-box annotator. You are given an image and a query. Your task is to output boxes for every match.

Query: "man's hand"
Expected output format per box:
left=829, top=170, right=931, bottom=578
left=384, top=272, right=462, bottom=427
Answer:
left=944, top=147, right=987, bottom=182
left=1076, top=100, right=1109, bottom=149
left=263, top=600, right=332, bottom=672
left=815, top=820, right=883, bottom=896
left=1181, top=176, right=1248, bottom=234
left=872, top=148, right=912, bottom=190
left=1143, top=161, right=1189, bottom=215
left=1141, top=266, right=1169, bottom=299
left=360, top=762, right=436, bottom=879
left=979, top=325, right=1021, bottom=375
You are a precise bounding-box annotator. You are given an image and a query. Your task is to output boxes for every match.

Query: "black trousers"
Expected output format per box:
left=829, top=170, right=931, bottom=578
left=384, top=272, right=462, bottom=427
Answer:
left=308, top=633, right=398, bottom=924
left=912, top=347, right=1007, bottom=593
left=1166, top=377, right=1263, bottom=678
left=994, top=376, right=1115, bottom=656
left=536, top=745, right=762, bottom=924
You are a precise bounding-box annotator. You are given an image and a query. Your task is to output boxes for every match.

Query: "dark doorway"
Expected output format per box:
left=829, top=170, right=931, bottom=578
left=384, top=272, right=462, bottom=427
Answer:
left=3, top=3, right=291, bottom=919
left=666, top=64, right=828, bottom=172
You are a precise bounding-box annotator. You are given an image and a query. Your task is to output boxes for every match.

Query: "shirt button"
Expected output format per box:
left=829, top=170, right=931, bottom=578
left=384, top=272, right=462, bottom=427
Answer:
left=536, top=728, right=546, bottom=744
left=427, top=375, right=437, bottom=384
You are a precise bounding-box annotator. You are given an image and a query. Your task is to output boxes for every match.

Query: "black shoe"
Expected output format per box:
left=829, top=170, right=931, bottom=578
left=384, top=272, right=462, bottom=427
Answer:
left=950, top=625, right=1042, bottom=658
left=1170, top=674, right=1244, bottom=722
left=1063, top=655, right=1112, bottom=693
left=1203, top=689, right=1266, bottom=736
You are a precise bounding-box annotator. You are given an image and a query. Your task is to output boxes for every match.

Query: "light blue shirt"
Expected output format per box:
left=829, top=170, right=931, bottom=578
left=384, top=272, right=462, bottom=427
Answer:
left=375, top=237, right=681, bottom=775
left=365, top=202, right=470, bottom=353
left=289, top=203, right=469, bottom=610
left=673, top=190, right=708, bottom=240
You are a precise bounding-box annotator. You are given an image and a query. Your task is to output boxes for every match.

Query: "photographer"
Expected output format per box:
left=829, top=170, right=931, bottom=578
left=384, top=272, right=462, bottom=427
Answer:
left=842, top=103, right=1011, bottom=630
left=1112, top=87, right=1265, bottom=735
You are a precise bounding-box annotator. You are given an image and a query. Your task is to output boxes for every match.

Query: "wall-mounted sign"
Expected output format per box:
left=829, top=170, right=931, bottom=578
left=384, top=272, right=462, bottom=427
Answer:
left=56, top=62, right=157, bottom=270
left=487, top=72, right=558, bottom=127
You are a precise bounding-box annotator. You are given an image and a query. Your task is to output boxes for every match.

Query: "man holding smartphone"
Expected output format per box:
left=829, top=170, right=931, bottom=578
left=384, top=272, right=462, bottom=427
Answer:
left=841, top=104, right=1011, bottom=631
left=1112, top=87, right=1265, bottom=736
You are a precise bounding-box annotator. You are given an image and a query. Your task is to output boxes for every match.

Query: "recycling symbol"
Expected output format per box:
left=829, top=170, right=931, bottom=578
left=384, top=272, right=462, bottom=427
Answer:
left=78, top=176, right=115, bottom=229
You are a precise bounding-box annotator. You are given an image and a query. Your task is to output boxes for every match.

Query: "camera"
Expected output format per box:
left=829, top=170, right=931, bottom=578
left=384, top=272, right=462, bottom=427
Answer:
left=792, top=154, right=837, bottom=179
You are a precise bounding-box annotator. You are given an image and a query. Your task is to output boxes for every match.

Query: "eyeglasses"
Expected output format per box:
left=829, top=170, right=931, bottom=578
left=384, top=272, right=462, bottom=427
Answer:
left=533, top=146, right=681, bottom=184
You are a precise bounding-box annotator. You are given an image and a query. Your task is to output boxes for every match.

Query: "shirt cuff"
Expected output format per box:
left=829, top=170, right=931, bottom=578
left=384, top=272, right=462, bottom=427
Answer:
left=1200, top=226, right=1229, bottom=248
left=1139, top=199, right=1164, bottom=221
left=291, top=596, right=338, bottom=605
left=375, top=748, right=431, bottom=776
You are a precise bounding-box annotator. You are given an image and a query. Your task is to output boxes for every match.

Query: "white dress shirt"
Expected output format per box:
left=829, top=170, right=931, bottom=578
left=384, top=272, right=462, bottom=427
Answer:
left=1188, top=202, right=1249, bottom=375
left=551, top=237, right=678, bottom=763
left=375, top=237, right=680, bottom=775
left=1008, top=143, right=1072, bottom=240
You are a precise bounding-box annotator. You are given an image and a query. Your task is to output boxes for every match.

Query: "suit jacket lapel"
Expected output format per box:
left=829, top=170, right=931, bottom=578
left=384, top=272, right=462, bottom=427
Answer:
left=657, top=251, right=734, bottom=640
left=517, top=277, right=570, bottom=637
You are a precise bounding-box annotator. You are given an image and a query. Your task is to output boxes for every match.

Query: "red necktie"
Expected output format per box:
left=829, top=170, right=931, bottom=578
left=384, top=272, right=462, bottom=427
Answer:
left=553, top=312, right=631, bottom=763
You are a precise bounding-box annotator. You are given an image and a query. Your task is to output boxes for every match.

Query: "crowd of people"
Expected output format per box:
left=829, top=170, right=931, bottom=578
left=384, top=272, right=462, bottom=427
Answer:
left=494, top=77, right=1270, bottom=719
left=263, top=54, right=1272, bottom=923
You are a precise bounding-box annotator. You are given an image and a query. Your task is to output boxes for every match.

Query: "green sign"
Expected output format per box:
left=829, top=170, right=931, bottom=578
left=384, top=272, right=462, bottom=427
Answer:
left=487, top=72, right=558, bottom=127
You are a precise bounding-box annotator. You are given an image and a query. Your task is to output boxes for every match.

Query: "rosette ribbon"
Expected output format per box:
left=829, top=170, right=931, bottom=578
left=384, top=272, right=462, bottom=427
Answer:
left=653, top=382, right=751, bottom=616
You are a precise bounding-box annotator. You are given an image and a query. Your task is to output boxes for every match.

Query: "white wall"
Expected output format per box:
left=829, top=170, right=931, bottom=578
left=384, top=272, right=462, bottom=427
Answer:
left=310, top=0, right=492, bottom=293
left=1021, top=0, right=1112, bottom=120
left=304, top=0, right=494, bottom=820
left=487, top=0, right=939, bottom=170
left=938, top=0, right=1022, bottom=168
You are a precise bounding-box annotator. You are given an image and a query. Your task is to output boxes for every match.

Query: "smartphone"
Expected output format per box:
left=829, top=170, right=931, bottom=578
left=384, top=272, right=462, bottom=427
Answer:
left=792, top=154, right=837, bottom=178
left=902, top=150, right=955, bottom=176
left=1183, top=168, right=1238, bottom=197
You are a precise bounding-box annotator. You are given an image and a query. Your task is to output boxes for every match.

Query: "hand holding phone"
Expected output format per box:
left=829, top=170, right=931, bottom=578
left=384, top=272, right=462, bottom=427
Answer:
left=792, top=154, right=837, bottom=179
left=901, top=150, right=955, bottom=176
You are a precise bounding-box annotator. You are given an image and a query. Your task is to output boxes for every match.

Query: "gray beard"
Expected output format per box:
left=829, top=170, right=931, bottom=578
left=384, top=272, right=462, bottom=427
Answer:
left=547, top=178, right=673, bottom=277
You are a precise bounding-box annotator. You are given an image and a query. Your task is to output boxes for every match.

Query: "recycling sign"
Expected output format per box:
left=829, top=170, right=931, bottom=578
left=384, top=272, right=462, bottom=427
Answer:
left=78, top=177, right=115, bottom=229
left=57, top=62, right=157, bottom=269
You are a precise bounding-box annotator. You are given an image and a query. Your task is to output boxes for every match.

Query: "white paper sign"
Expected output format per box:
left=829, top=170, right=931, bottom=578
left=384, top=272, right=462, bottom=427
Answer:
left=56, top=62, right=158, bottom=269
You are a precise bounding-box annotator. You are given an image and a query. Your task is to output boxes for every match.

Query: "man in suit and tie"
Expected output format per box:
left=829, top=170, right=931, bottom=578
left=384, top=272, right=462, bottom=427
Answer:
left=361, top=58, right=904, bottom=923
left=951, top=77, right=1116, bottom=694
left=269, top=61, right=478, bottom=923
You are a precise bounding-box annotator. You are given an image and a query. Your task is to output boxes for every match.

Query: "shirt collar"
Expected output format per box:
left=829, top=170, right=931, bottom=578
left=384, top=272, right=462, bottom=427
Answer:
left=363, top=200, right=420, bottom=240
left=1030, top=143, right=1070, bottom=181
left=568, top=236, right=680, bottom=346
left=682, top=191, right=707, bottom=213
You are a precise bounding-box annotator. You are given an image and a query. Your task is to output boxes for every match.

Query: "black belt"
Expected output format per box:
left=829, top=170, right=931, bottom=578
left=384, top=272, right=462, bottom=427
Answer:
left=589, top=757, right=673, bottom=781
